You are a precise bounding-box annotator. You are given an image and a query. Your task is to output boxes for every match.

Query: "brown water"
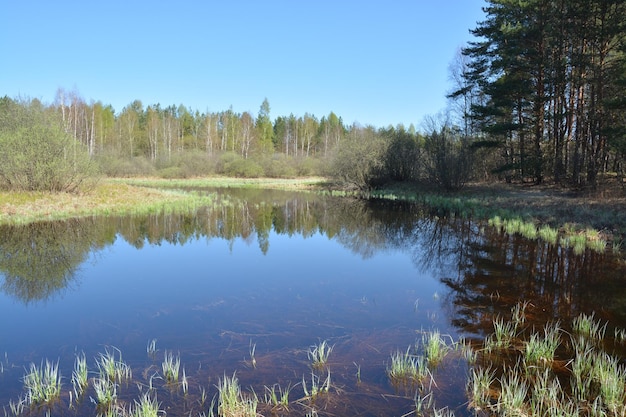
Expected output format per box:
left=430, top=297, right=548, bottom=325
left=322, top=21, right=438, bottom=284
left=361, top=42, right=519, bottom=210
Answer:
left=0, top=188, right=624, bottom=416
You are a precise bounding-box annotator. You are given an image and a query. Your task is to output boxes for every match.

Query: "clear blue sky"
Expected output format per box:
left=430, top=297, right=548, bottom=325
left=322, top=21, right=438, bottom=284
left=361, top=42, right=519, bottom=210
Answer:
left=1, top=1, right=486, bottom=128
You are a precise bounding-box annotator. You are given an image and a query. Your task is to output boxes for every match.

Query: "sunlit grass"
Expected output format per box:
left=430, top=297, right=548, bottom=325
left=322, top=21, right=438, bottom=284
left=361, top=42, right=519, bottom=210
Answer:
left=128, top=392, right=163, bottom=417
left=524, top=322, right=561, bottom=367
left=0, top=181, right=215, bottom=225
left=92, top=376, right=117, bottom=408
left=264, top=383, right=292, bottom=411
left=217, top=372, right=258, bottom=417
left=307, top=340, right=333, bottom=370
left=387, top=347, right=430, bottom=386
left=467, top=366, right=495, bottom=411
left=23, top=360, right=62, bottom=405
left=422, top=330, right=450, bottom=366
left=302, top=370, right=331, bottom=400
left=161, top=350, right=181, bottom=383
left=573, top=312, right=606, bottom=344
left=147, top=339, right=157, bottom=359
left=71, top=351, right=89, bottom=398
left=97, top=347, right=132, bottom=383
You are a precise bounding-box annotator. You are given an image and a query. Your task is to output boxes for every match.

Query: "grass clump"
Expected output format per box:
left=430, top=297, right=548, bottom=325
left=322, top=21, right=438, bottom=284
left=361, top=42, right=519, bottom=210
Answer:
left=92, top=376, right=117, bottom=408
left=23, top=359, right=62, bottom=405
left=127, top=392, right=163, bottom=417
left=217, top=373, right=258, bottom=417
left=161, top=350, right=181, bottom=383
left=387, top=347, right=430, bottom=386
left=307, top=340, right=333, bottom=370
left=302, top=370, right=331, bottom=400
left=422, top=330, right=450, bottom=366
left=97, top=347, right=132, bottom=383
left=524, top=321, right=561, bottom=367
left=264, top=383, right=292, bottom=411
left=71, top=351, right=89, bottom=398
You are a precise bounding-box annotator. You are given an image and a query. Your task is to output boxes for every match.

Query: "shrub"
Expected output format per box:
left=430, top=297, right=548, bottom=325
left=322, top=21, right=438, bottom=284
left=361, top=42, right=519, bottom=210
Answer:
left=0, top=99, right=98, bottom=192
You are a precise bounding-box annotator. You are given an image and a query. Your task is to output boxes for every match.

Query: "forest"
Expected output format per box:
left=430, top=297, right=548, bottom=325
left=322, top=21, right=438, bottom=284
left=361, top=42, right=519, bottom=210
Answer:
left=1, top=0, right=625, bottom=193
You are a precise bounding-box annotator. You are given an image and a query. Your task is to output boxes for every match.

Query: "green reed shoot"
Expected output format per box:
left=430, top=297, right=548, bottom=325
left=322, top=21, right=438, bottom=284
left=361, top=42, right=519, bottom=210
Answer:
left=8, top=395, right=27, bottom=416
left=264, top=383, right=292, bottom=410
left=423, top=329, right=450, bottom=366
left=162, top=350, right=181, bottom=383
left=511, top=300, right=529, bottom=330
left=388, top=347, right=430, bottom=384
left=72, top=351, right=89, bottom=398
left=498, top=372, right=529, bottom=416
left=147, top=339, right=157, bottom=359
left=23, top=359, right=62, bottom=405
left=97, top=347, right=132, bottom=383
left=468, top=366, right=495, bottom=411
left=128, top=392, right=163, bottom=417
left=92, top=376, right=117, bottom=408
left=308, top=340, right=333, bottom=370
left=249, top=340, right=257, bottom=369
left=354, top=362, right=361, bottom=384
left=302, top=370, right=331, bottom=400
left=217, top=372, right=258, bottom=417
left=572, top=312, right=606, bottom=344
left=538, top=225, right=559, bottom=245
left=524, top=321, right=561, bottom=367
left=493, top=316, right=517, bottom=349
left=181, top=367, right=188, bottom=395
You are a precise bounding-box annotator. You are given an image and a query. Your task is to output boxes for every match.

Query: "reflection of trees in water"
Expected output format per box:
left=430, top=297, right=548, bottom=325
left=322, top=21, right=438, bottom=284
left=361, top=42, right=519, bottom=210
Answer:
left=442, top=227, right=626, bottom=338
left=2, top=188, right=625, bottom=326
left=0, top=219, right=114, bottom=303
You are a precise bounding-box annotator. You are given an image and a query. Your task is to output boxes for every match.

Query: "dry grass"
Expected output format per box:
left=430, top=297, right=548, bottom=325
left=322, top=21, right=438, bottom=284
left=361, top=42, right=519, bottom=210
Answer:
left=0, top=180, right=213, bottom=225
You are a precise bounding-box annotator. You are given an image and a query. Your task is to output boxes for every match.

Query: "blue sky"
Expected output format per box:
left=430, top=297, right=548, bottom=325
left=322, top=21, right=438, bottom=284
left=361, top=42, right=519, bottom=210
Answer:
left=1, top=1, right=486, bottom=128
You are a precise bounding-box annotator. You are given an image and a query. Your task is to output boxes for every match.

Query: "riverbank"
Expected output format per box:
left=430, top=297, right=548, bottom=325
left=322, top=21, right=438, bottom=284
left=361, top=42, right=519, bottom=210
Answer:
left=0, top=176, right=624, bottom=250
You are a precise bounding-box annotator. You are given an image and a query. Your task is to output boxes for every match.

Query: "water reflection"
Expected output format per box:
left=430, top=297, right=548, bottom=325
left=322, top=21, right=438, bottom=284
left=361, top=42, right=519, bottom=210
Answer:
left=1, top=188, right=625, bottom=416
left=0, top=219, right=114, bottom=302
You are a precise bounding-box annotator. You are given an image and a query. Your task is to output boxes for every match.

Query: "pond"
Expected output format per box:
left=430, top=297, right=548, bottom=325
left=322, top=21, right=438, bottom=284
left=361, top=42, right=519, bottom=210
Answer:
left=1, top=188, right=625, bottom=417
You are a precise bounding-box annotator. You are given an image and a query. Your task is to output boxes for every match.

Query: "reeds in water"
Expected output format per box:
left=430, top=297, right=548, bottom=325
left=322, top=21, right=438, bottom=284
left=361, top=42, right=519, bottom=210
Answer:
left=71, top=351, right=89, bottom=398
left=97, top=347, right=132, bottom=383
left=307, top=340, right=333, bottom=370
left=217, top=373, right=258, bottom=417
left=23, top=359, right=62, bottom=405
left=387, top=347, right=430, bottom=385
left=422, top=330, right=450, bottom=366
left=161, top=350, right=181, bottom=383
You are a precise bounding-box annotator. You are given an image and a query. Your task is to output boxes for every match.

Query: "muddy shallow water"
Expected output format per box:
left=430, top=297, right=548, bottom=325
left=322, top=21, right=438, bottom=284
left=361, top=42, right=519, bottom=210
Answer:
left=1, top=188, right=625, bottom=416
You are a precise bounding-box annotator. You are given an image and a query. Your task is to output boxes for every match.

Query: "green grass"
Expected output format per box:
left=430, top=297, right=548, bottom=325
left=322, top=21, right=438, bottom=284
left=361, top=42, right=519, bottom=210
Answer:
left=71, top=351, right=89, bottom=398
left=128, top=392, right=163, bottom=417
left=302, top=370, right=331, bottom=400
left=573, top=312, right=607, bottom=344
left=387, top=347, right=430, bottom=386
left=524, top=321, right=561, bottom=367
left=161, top=350, right=181, bottom=383
left=92, top=376, right=117, bottom=408
left=307, top=340, right=334, bottom=370
left=97, top=347, right=132, bottom=383
left=217, top=373, right=258, bottom=417
left=264, top=383, right=292, bottom=411
left=422, top=330, right=450, bottom=366
left=23, top=360, right=62, bottom=405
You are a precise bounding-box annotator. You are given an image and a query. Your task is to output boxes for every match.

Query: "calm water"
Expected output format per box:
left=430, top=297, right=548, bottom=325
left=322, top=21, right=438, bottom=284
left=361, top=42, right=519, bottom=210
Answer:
left=1, top=188, right=625, bottom=416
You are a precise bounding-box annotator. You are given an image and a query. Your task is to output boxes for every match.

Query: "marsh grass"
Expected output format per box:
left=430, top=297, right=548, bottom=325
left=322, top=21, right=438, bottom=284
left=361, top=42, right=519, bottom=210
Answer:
left=573, top=312, right=607, bottom=344
left=0, top=181, right=216, bottom=226
left=422, top=330, right=450, bottom=366
left=128, top=392, right=163, bottom=417
left=387, top=347, right=430, bottom=386
left=248, top=340, right=257, bottom=369
left=92, top=376, right=117, bottom=408
left=264, top=383, right=292, bottom=410
left=467, top=313, right=626, bottom=417
left=23, top=360, right=62, bottom=405
left=147, top=339, right=157, bottom=359
left=524, top=322, right=561, bottom=367
left=307, top=340, right=333, bottom=370
left=217, top=373, right=258, bottom=417
left=302, top=370, right=331, bottom=400
left=161, top=351, right=181, bottom=383
left=97, top=347, right=132, bottom=383
left=71, top=352, right=89, bottom=398
left=491, top=316, right=517, bottom=350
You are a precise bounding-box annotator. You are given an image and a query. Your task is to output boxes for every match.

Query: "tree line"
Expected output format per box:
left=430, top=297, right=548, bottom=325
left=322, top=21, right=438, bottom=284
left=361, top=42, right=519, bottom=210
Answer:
left=451, top=0, right=626, bottom=187
left=2, top=0, right=626, bottom=193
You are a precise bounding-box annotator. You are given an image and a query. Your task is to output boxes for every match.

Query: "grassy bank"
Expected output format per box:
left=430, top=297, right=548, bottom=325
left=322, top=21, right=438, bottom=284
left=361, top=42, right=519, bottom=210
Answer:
left=370, top=181, right=626, bottom=252
left=115, top=176, right=329, bottom=190
left=0, top=181, right=215, bottom=225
